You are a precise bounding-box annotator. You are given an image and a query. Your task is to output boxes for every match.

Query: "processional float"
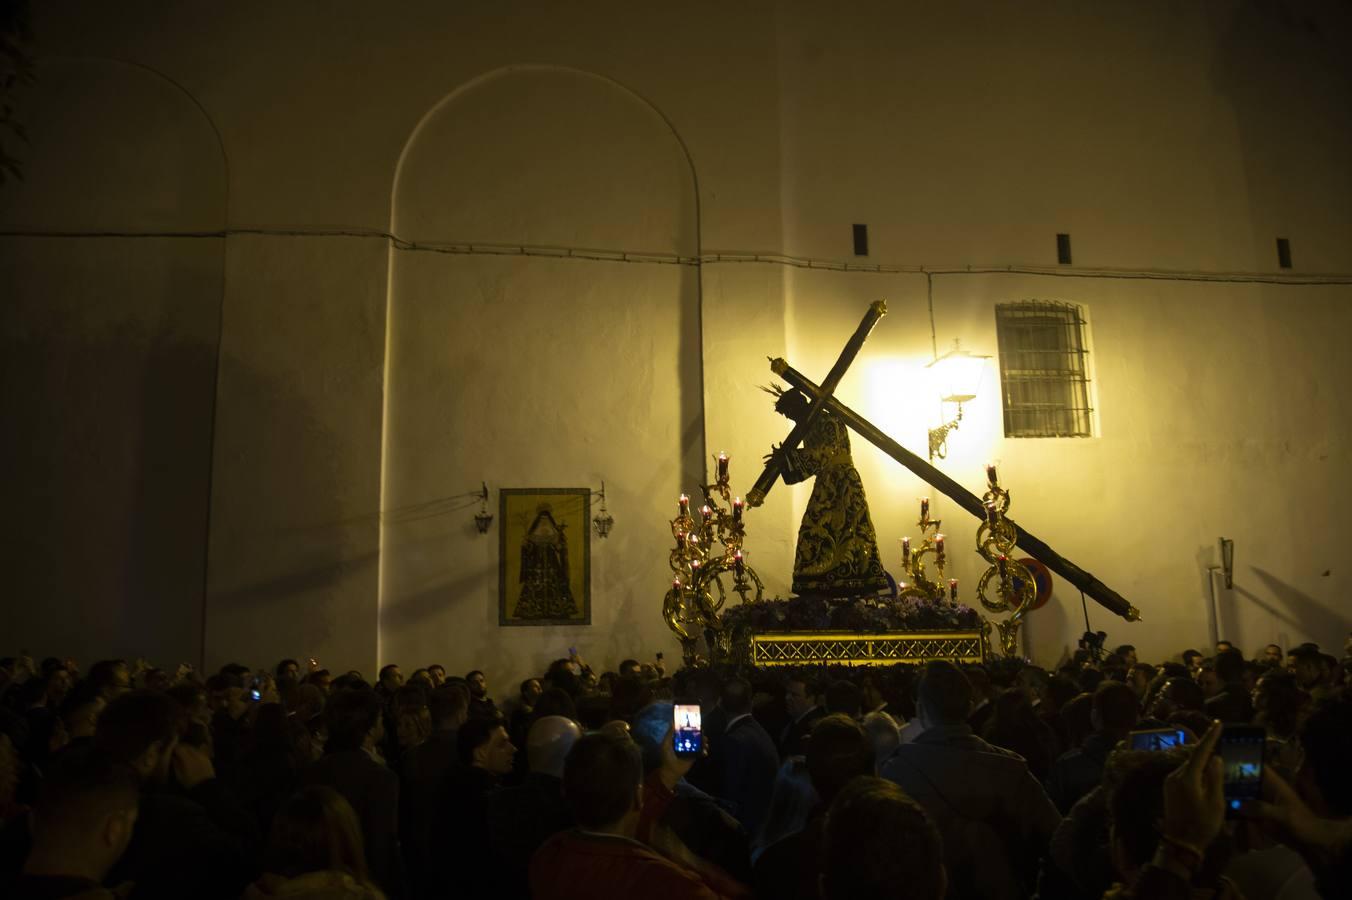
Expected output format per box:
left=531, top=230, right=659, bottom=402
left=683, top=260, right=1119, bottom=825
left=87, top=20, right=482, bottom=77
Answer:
left=663, top=300, right=1139, bottom=666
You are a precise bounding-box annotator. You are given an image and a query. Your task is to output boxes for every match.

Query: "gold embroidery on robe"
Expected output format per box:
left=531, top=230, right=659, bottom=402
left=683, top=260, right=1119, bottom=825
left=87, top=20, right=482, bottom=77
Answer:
left=783, top=412, right=889, bottom=597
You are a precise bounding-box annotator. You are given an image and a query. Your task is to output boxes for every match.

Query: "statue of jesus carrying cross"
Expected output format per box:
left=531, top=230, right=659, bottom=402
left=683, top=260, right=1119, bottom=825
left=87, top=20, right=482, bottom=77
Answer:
left=747, top=300, right=1141, bottom=625
left=764, top=383, right=890, bottom=598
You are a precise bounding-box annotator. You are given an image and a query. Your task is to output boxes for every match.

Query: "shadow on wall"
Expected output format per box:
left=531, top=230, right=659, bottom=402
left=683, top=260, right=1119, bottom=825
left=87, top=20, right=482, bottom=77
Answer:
left=0, top=53, right=228, bottom=666
left=373, top=519, right=490, bottom=634
left=131, top=313, right=219, bottom=666
left=205, top=348, right=369, bottom=671
left=1239, top=567, right=1344, bottom=652
left=0, top=303, right=217, bottom=665
left=1024, top=586, right=1072, bottom=666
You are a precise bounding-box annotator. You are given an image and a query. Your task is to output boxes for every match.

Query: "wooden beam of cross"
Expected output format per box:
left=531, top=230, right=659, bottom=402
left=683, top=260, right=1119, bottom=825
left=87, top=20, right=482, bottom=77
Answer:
left=770, top=357, right=1141, bottom=622
left=745, top=299, right=887, bottom=507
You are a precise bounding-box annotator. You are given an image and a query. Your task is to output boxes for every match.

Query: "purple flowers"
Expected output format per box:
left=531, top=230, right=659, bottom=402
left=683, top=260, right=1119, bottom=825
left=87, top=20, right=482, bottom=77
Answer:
left=722, top=594, right=980, bottom=633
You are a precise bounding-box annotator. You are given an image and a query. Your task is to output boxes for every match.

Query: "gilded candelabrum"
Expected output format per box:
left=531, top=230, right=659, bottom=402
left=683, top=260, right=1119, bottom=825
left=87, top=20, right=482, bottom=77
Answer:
left=974, top=464, right=1037, bottom=657
left=896, top=497, right=961, bottom=606
left=663, top=452, right=765, bottom=664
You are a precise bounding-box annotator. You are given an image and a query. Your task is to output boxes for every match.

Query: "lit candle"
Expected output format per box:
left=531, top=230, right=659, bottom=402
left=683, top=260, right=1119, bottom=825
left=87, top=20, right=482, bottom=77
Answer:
left=690, top=559, right=701, bottom=572
left=733, top=496, right=744, bottom=522
left=901, top=537, right=911, bottom=566
left=984, top=501, right=998, bottom=527
left=949, top=579, right=959, bottom=601
left=920, top=498, right=930, bottom=521
left=734, top=550, right=745, bottom=575
left=678, top=494, right=690, bottom=515
left=675, top=531, right=686, bottom=548
left=998, top=554, right=1009, bottom=580
left=935, top=534, right=946, bottom=565
left=673, top=578, right=682, bottom=590
left=986, top=462, right=999, bottom=486
left=688, top=533, right=699, bottom=546
left=717, top=452, right=729, bottom=480
left=700, top=504, right=713, bottom=523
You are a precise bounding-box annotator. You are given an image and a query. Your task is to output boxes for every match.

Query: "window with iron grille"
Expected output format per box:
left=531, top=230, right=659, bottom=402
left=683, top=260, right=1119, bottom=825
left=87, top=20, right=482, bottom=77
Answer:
left=995, top=301, right=1094, bottom=438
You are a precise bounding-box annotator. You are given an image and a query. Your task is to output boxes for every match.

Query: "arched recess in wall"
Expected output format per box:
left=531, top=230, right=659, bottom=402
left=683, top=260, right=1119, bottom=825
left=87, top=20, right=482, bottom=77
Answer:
left=379, top=66, right=701, bottom=670
left=0, top=57, right=227, bottom=666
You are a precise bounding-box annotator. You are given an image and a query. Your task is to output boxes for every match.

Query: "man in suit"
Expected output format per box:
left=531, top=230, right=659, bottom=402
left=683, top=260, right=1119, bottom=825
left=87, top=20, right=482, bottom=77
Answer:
left=709, top=677, right=779, bottom=837
left=302, top=688, right=402, bottom=896
left=778, top=674, right=823, bottom=758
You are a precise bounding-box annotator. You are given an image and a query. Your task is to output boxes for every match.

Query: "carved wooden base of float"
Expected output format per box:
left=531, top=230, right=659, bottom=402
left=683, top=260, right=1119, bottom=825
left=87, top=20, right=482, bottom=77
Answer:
left=749, top=630, right=986, bottom=667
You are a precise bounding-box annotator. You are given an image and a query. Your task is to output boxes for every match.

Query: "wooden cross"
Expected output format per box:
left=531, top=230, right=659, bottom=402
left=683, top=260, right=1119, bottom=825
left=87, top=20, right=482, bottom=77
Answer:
left=746, top=299, right=888, bottom=507
left=747, top=302, right=1140, bottom=622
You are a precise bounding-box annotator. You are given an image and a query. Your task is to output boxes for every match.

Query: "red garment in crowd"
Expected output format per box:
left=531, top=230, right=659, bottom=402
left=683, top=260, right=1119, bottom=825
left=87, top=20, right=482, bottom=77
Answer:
left=529, top=830, right=721, bottom=900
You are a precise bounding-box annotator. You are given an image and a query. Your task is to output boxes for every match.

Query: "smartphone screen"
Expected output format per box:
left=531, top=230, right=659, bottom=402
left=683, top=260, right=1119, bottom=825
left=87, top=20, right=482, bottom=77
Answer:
left=1128, top=727, right=1187, bottom=751
left=250, top=688, right=262, bottom=701
left=673, top=703, right=702, bottom=757
left=1220, top=725, right=1265, bottom=816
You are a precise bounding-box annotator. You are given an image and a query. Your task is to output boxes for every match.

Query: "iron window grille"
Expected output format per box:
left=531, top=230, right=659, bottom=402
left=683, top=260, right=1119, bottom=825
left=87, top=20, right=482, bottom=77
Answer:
left=995, top=300, right=1094, bottom=438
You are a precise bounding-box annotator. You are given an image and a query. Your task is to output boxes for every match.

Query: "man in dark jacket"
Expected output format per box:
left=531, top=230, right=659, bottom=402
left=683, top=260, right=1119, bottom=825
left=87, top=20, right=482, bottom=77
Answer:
left=401, top=683, right=467, bottom=896
left=753, top=715, right=875, bottom=900
left=466, top=670, right=499, bottom=721
left=9, top=751, right=141, bottom=900
left=1204, top=649, right=1255, bottom=724
left=1046, top=681, right=1139, bottom=813
left=432, top=716, right=516, bottom=898
left=97, top=691, right=257, bottom=900
left=778, top=674, right=823, bottom=758
left=302, top=688, right=401, bottom=896
left=488, top=715, right=579, bottom=899
left=882, top=661, right=1060, bottom=900
left=707, top=678, right=779, bottom=837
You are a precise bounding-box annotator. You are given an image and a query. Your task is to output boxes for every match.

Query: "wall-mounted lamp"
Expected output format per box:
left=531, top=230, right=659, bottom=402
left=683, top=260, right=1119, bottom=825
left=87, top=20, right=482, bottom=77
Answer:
left=593, top=482, right=615, bottom=539
left=473, top=482, right=493, bottom=534
left=926, top=339, right=990, bottom=460
left=1219, top=537, right=1235, bottom=589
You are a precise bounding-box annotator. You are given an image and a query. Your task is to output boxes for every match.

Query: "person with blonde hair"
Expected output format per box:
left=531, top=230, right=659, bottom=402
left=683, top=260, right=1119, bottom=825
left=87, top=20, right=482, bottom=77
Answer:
left=243, top=785, right=387, bottom=899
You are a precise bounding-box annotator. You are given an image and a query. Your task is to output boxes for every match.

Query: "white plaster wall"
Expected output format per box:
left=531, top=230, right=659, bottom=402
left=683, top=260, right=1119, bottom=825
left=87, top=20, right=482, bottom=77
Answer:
left=381, top=67, right=704, bottom=678
left=772, top=0, right=1352, bottom=662
left=775, top=0, right=1352, bottom=272
left=5, top=1, right=1350, bottom=681
left=203, top=235, right=386, bottom=676
left=784, top=273, right=1352, bottom=665
left=0, top=58, right=225, bottom=666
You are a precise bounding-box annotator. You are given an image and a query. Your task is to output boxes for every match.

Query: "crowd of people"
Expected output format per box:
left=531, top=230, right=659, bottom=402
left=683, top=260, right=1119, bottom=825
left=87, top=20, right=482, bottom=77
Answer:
left=1, top=634, right=1351, bottom=899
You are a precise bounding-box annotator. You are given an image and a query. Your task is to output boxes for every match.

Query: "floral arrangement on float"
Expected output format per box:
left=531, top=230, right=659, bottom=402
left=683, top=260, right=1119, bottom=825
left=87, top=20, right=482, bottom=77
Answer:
left=721, top=593, right=980, bottom=635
